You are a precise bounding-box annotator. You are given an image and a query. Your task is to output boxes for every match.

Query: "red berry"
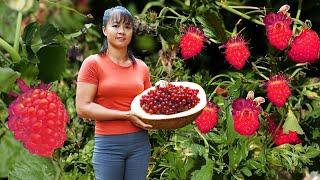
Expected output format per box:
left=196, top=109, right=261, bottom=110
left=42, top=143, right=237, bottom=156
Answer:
left=266, top=75, right=291, bottom=107
left=223, top=36, right=250, bottom=70
left=264, top=12, right=293, bottom=51
left=288, top=29, right=320, bottom=63
left=8, top=79, right=68, bottom=157
left=179, top=27, right=205, bottom=59
left=140, top=83, right=200, bottom=115
left=267, top=117, right=302, bottom=146
left=195, top=102, right=219, bottom=133
left=232, top=98, right=261, bottom=136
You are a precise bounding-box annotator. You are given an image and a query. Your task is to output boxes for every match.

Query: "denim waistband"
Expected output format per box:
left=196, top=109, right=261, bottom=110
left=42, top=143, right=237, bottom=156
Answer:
left=95, top=130, right=149, bottom=145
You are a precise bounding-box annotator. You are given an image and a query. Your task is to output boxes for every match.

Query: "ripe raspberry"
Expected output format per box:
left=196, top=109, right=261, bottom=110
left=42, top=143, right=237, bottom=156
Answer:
left=264, top=12, right=293, bottom=51
left=232, top=98, right=261, bottom=136
left=8, top=79, right=68, bottom=157
left=223, top=36, right=250, bottom=70
left=267, top=117, right=302, bottom=146
left=288, top=29, right=320, bottom=63
left=195, top=102, right=219, bottom=133
left=179, top=26, right=205, bottom=59
left=266, top=75, right=291, bottom=107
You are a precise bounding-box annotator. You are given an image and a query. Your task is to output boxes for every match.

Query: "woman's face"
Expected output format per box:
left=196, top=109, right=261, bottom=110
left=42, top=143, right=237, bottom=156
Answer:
left=103, top=16, right=133, bottom=49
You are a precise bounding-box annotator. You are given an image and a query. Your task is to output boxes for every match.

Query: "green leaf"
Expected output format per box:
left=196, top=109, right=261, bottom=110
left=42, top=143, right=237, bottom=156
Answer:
left=304, top=146, right=320, bottom=159
left=189, top=143, right=207, bottom=157
left=37, top=43, right=67, bottom=83
left=0, top=99, right=8, bottom=122
left=226, top=100, right=238, bottom=143
left=241, top=167, right=252, bottom=177
left=8, top=152, right=60, bottom=180
left=16, top=61, right=39, bottom=84
left=196, top=9, right=227, bottom=43
left=65, top=23, right=94, bottom=40
left=191, top=158, right=213, bottom=180
left=228, top=139, right=249, bottom=169
left=0, top=130, right=25, bottom=177
left=0, top=67, right=20, bottom=93
left=283, top=109, right=304, bottom=134
left=23, top=22, right=39, bottom=62
left=228, top=79, right=242, bottom=99
left=23, top=22, right=39, bottom=46
left=40, top=23, right=62, bottom=44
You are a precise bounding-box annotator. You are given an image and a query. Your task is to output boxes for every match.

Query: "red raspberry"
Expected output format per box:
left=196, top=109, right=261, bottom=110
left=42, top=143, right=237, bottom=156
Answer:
left=179, top=26, right=205, bottom=59
left=222, top=36, right=250, bottom=70
left=8, top=79, right=68, bottom=157
left=266, top=75, right=291, bottom=107
left=267, top=117, right=302, bottom=146
left=264, top=12, right=293, bottom=51
left=195, top=102, right=219, bottom=133
left=288, top=29, right=320, bottom=63
left=232, top=98, right=261, bottom=136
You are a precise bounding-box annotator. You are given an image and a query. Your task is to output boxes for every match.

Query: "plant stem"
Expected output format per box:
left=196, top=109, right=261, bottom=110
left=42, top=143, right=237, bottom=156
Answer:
left=44, top=0, right=87, bottom=18
left=158, top=6, right=183, bottom=18
left=215, top=1, right=264, bottom=26
left=293, top=0, right=303, bottom=34
left=14, top=11, right=22, bottom=52
left=194, top=127, right=210, bottom=155
left=0, top=37, right=21, bottom=63
left=251, top=62, right=269, bottom=80
left=228, top=6, right=260, bottom=10
left=301, top=82, right=320, bottom=88
left=140, top=0, right=165, bottom=15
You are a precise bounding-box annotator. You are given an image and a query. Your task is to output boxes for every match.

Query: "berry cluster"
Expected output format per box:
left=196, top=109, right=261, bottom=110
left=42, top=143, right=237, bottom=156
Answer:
left=140, top=83, right=200, bottom=115
left=8, top=79, right=68, bottom=157
left=264, top=12, right=320, bottom=63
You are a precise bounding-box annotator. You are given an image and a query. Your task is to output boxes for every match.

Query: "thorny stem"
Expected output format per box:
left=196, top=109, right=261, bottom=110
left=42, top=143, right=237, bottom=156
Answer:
left=293, top=0, right=303, bottom=34
left=0, top=37, right=21, bottom=63
left=215, top=1, right=265, bottom=26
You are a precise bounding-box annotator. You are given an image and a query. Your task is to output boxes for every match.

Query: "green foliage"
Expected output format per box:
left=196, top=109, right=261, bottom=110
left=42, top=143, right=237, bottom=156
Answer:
left=37, top=43, right=67, bottom=82
left=0, top=67, right=20, bottom=93
left=8, top=152, right=60, bottom=180
left=0, top=130, right=24, bottom=178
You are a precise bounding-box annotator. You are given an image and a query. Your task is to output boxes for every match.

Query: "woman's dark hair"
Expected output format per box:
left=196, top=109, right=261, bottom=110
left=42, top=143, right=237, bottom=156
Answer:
left=99, top=6, right=136, bottom=62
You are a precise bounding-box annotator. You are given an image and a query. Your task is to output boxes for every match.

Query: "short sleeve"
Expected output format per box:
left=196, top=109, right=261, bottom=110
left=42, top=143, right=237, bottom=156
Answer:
left=77, top=55, right=99, bottom=84
left=144, top=66, right=152, bottom=89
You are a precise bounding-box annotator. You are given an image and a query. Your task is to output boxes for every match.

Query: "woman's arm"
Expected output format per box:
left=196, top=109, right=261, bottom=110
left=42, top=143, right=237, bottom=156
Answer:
left=75, top=82, right=152, bottom=129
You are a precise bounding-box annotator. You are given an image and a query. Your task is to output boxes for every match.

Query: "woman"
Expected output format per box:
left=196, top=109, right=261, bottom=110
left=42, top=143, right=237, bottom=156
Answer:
left=76, top=6, right=152, bottom=180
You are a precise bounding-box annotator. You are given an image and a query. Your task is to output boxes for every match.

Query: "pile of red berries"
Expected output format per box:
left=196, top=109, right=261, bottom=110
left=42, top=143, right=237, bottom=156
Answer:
left=140, top=83, right=200, bottom=115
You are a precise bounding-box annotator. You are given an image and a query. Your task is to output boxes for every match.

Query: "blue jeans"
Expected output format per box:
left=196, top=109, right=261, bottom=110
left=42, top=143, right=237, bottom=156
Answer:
left=93, top=130, right=151, bottom=180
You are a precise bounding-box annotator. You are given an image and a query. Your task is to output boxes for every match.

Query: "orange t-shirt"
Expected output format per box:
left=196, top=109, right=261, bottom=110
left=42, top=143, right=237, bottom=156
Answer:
left=77, top=54, right=152, bottom=135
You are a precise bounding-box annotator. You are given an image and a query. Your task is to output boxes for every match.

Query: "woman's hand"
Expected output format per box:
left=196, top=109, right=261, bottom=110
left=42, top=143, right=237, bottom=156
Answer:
left=125, top=111, right=153, bottom=130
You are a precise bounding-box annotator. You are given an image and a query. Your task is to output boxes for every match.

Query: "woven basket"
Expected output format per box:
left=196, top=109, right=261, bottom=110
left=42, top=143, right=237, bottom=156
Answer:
left=131, top=81, right=207, bottom=130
